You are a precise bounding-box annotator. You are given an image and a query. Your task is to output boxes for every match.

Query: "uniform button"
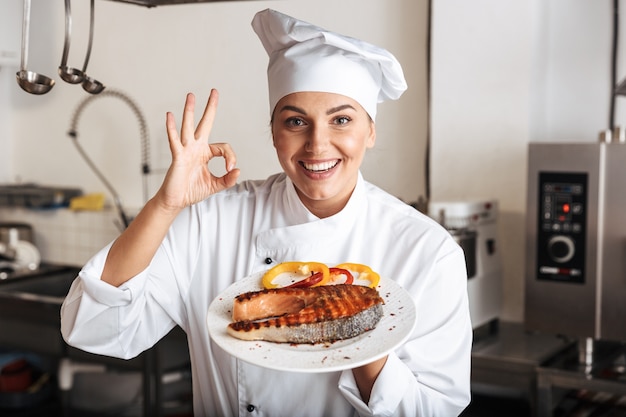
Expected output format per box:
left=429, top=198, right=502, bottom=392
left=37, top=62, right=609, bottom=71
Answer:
left=247, top=404, right=256, bottom=412
left=264, top=257, right=273, bottom=264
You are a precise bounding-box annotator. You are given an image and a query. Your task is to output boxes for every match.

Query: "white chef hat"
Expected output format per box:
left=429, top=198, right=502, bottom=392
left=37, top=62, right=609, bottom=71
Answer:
left=251, top=8, right=407, bottom=120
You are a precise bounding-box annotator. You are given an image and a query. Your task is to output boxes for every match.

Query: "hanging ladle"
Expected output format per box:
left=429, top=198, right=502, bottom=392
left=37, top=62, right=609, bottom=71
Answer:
left=16, top=0, right=55, bottom=95
left=80, top=0, right=105, bottom=94
left=58, top=0, right=84, bottom=84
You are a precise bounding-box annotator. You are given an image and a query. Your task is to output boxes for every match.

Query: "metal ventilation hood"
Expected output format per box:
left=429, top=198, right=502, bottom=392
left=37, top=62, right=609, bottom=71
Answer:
left=105, top=0, right=250, bottom=7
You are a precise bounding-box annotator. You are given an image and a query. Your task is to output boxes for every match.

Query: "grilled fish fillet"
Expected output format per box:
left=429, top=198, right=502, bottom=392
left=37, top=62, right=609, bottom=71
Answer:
left=227, top=284, right=384, bottom=344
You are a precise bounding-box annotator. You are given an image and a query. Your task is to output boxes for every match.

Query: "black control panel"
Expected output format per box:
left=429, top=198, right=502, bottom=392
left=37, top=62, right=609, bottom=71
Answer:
left=536, top=172, right=587, bottom=283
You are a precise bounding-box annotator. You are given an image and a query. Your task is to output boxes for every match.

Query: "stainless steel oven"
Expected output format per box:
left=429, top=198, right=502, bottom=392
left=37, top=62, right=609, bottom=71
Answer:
left=525, top=141, right=626, bottom=341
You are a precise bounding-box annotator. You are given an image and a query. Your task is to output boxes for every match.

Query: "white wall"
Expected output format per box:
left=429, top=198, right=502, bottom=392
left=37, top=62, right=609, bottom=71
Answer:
left=1, top=0, right=428, bottom=210
left=431, top=0, right=619, bottom=322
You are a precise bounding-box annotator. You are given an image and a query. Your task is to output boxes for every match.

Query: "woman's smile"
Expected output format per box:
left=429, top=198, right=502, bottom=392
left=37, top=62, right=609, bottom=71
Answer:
left=300, top=159, right=340, bottom=173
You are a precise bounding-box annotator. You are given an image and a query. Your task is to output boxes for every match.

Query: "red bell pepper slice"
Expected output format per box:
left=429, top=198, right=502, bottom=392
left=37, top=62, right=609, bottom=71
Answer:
left=327, top=267, right=354, bottom=285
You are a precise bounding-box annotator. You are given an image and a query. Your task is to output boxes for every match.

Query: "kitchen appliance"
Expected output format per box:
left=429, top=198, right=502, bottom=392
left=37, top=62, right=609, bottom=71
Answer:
left=0, top=223, right=40, bottom=277
left=525, top=141, right=626, bottom=343
left=0, top=222, right=33, bottom=245
left=429, top=200, right=503, bottom=330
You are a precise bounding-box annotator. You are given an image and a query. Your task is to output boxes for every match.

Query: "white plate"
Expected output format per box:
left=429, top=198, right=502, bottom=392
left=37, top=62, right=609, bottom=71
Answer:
left=207, top=272, right=417, bottom=373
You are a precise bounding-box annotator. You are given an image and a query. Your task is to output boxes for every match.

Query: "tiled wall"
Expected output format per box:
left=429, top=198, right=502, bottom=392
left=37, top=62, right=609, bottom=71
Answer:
left=0, top=207, right=123, bottom=267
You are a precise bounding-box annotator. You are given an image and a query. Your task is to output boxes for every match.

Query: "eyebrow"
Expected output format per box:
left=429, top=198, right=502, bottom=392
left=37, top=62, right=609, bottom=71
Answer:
left=278, top=103, right=357, bottom=116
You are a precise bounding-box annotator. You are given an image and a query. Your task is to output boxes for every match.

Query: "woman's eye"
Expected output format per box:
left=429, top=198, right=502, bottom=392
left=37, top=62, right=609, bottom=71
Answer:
left=285, top=117, right=306, bottom=127
left=334, top=116, right=351, bottom=125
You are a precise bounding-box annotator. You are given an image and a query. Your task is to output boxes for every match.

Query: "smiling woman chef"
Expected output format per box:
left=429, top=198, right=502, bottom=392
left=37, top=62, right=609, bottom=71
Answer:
left=60, top=8, right=471, bottom=417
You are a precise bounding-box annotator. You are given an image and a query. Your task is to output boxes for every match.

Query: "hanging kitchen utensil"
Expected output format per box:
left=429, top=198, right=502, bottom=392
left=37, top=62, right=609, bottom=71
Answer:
left=58, top=0, right=84, bottom=84
left=15, top=0, right=55, bottom=95
left=80, top=0, right=105, bottom=94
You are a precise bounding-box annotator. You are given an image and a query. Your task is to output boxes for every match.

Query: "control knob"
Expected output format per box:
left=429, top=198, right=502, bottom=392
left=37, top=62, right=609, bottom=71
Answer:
left=547, top=235, right=575, bottom=263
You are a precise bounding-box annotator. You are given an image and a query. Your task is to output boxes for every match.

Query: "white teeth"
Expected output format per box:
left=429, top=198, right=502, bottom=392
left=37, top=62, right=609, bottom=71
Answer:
left=302, top=160, right=339, bottom=172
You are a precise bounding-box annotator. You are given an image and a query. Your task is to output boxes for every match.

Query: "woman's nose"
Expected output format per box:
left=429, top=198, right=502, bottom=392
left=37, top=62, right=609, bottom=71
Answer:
left=304, top=126, right=329, bottom=153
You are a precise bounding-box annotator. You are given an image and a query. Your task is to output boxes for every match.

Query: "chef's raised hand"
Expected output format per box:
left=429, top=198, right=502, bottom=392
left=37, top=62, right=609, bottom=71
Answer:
left=99, top=90, right=241, bottom=287
left=160, top=89, right=240, bottom=211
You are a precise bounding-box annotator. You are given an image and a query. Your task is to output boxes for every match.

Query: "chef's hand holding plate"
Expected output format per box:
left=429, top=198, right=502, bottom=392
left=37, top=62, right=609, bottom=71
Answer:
left=160, top=89, right=240, bottom=212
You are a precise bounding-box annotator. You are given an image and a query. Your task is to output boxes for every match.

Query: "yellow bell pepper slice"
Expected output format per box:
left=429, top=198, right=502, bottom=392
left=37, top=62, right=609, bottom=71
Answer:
left=262, top=262, right=330, bottom=289
left=334, top=263, right=381, bottom=288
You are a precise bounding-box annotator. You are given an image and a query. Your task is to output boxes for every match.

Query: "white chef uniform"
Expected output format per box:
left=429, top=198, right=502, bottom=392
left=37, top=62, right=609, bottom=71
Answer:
left=61, top=172, right=471, bottom=416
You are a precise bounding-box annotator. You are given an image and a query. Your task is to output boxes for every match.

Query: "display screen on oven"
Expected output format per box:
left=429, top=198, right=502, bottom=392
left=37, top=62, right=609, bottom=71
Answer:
left=536, top=172, right=587, bottom=284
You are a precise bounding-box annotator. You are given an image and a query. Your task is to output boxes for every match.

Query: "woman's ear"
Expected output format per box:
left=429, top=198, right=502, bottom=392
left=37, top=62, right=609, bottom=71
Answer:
left=366, top=121, right=376, bottom=149
left=270, top=121, right=277, bottom=148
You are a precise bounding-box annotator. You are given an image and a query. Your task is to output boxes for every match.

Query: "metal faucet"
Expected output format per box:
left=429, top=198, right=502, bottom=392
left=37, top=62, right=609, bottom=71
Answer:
left=67, top=89, right=151, bottom=230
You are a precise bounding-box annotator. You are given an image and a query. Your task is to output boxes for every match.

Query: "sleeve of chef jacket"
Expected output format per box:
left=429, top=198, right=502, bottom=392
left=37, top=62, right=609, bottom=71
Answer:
left=61, top=210, right=195, bottom=360
left=337, top=244, right=472, bottom=416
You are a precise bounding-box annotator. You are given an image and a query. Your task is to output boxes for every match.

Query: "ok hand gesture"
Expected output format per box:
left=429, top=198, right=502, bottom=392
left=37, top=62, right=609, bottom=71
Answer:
left=157, top=89, right=240, bottom=212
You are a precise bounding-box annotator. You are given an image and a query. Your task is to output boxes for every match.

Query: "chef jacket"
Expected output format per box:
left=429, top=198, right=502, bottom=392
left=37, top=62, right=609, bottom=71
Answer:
left=61, top=172, right=472, bottom=417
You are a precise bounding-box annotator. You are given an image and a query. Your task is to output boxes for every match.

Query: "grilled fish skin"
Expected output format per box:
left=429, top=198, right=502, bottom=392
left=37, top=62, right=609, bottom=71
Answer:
left=228, top=284, right=384, bottom=344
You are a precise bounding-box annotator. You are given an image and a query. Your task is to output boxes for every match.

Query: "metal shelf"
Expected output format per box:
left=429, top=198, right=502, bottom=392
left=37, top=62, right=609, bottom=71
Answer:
left=536, top=341, right=626, bottom=417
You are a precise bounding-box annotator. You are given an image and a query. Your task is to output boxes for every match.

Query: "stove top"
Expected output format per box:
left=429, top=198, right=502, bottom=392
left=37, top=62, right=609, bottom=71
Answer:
left=0, top=262, right=78, bottom=281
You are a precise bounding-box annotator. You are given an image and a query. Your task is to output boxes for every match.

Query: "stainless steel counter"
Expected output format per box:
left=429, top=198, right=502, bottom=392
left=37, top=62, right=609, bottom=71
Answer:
left=471, top=321, right=573, bottom=416
left=536, top=340, right=626, bottom=417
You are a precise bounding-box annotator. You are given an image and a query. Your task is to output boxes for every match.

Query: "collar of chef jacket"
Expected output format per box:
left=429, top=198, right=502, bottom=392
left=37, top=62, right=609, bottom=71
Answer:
left=255, top=172, right=366, bottom=256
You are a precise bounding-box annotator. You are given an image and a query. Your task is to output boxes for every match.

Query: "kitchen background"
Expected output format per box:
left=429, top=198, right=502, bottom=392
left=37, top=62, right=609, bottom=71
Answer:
left=0, top=0, right=623, bottom=332
left=1, top=0, right=426, bottom=274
